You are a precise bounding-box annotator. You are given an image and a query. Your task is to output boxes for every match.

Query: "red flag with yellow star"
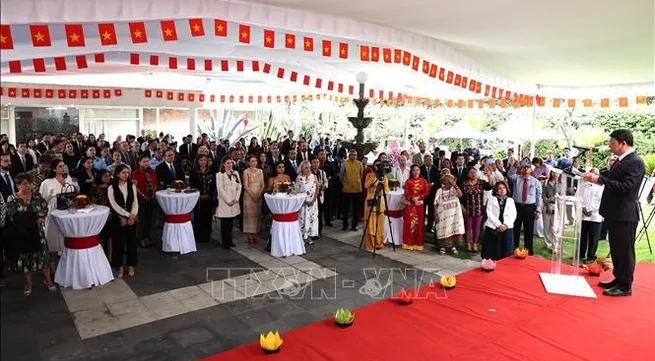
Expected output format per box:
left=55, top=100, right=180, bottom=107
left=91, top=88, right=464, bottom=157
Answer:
left=64, top=24, right=85, bottom=47
left=339, top=43, right=348, bottom=59
left=285, top=33, right=295, bottom=49
left=215, top=19, right=227, bottom=37
left=383, top=48, right=391, bottom=63
left=322, top=40, right=332, bottom=57
left=161, top=20, right=178, bottom=41
left=360, top=45, right=370, bottom=61
left=371, top=47, right=379, bottom=62
left=129, top=22, right=147, bottom=44
left=264, top=29, right=275, bottom=48
left=189, top=19, right=205, bottom=36
left=303, top=37, right=314, bottom=52
left=238, top=24, right=250, bottom=44
left=29, top=24, right=51, bottom=47
left=0, top=25, right=13, bottom=50
left=98, top=23, right=118, bottom=45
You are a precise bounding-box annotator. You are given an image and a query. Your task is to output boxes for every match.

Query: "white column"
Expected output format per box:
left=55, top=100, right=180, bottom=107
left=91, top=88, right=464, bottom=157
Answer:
left=8, top=106, right=16, bottom=144
left=189, top=107, right=198, bottom=137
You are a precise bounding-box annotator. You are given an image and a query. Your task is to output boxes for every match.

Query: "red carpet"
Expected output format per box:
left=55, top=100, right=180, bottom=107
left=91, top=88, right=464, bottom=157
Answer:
left=201, top=257, right=655, bottom=361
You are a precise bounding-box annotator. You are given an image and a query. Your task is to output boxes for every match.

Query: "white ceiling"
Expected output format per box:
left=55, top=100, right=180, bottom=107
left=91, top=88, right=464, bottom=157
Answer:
left=241, top=0, right=655, bottom=86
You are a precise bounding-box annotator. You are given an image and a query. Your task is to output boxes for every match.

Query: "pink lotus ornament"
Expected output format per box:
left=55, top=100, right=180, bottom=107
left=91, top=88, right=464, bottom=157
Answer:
left=242, top=118, right=249, bottom=127
left=481, top=259, right=496, bottom=272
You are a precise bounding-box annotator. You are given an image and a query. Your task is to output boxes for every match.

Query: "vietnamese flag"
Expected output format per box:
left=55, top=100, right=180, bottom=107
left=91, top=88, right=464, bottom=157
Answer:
left=303, top=37, right=314, bottom=52
left=214, top=19, right=228, bottom=37
left=161, top=20, right=178, bottom=41
left=402, top=52, right=411, bottom=66
left=58, top=89, right=67, bottom=99
left=29, top=24, right=52, bottom=47
left=98, top=23, right=118, bottom=45
left=371, top=47, right=379, bottom=62
left=461, top=76, right=468, bottom=89
left=33, top=59, right=46, bottom=72
left=186, top=58, right=195, bottom=70
left=475, top=82, right=482, bottom=93
left=322, top=40, right=332, bottom=57
left=69, top=90, right=77, bottom=99
left=204, top=59, right=212, bottom=71
left=394, top=49, right=402, bottom=63
left=429, top=64, right=437, bottom=78
left=446, top=71, right=454, bottom=84
left=0, top=24, right=14, bottom=49
left=422, top=60, right=430, bottom=74
left=383, top=48, right=391, bottom=63
left=285, top=33, right=296, bottom=49
left=238, top=24, right=250, bottom=44
left=438, top=68, right=445, bottom=81
left=339, top=43, right=348, bottom=59
left=8, top=60, right=21, bottom=73
left=189, top=18, right=205, bottom=36
left=251, top=61, right=259, bottom=72
left=600, top=98, right=609, bottom=108
left=264, top=29, right=275, bottom=48
left=454, top=74, right=461, bottom=86
left=360, top=45, right=370, bottom=61
left=411, top=56, right=419, bottom=71
left=21, top=89, right=30, bottom=98
left=65, top=24, right=85, bottom=47
left=469, top=79, right=476, bottom=91
left=34, top=89, right=42, bottom=98
left=130, top=53, right=140, bottom=65
left=45, top=89, right=54, bottom=98
left=129, top=22, right=148, bottom=43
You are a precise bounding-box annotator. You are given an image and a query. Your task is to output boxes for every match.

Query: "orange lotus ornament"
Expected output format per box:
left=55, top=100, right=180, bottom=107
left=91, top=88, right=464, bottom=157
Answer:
left=393, top=289, right=415, bottom=305
left=440, top=274, right=456, bottom=290
left=514, top=248, right=528, bottom=259
left=585, top=262, right=603, bottom=276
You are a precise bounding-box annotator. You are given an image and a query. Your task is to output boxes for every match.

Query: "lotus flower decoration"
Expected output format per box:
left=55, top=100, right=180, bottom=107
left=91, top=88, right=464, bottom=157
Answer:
left=393, top=288, right=416, bottom=305
left=481, top=259, right=496, bottom=272
left=584, top=262, right=603, bottom=276
left=514, top=248, right=528, bottom=259
left=334, top=308, right=355, bottom=327
left=172, top=180, right=185, bottom=192
left=440, top=274, right=456, bottom=290
left=72, top=194, right=90, bottom=209
left=259, top=331, right=283, bottom=354
left=595, top=257, right=613, bottom=271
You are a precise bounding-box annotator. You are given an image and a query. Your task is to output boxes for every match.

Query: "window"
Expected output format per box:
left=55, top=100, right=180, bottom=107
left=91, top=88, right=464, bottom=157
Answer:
left=80, top=107, right=139, bottom=141
left=0, top=106, right=8, bottom=135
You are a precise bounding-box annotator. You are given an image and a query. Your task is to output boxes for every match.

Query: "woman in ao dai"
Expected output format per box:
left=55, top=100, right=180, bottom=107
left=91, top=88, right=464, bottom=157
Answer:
left=296, top=161, right=319, bottom=245
left=39, top=159, right=79, bottom=258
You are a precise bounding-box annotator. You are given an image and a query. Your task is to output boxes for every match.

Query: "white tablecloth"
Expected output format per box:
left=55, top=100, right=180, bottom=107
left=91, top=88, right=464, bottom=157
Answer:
left=265, top=193, right=307, bottom=257
left=384, top=190, right=405, bottom=246
left=156, top=190, right=200, bottom=254
left=52, top=206, right=114, bottom=290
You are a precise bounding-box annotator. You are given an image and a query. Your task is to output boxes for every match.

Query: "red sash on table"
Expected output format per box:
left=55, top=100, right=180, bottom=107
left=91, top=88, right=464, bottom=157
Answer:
left=385, top=210, right=403, bottom=218
left=165, top=213, right=192, bottom=223
left=272, top=213, right=299, bottom=222
left=64, top=235, right=101, bottom=249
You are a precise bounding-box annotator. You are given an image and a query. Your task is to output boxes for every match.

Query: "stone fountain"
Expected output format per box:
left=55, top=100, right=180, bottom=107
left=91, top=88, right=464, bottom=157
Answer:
left=342, top=72, right=378, bottom=159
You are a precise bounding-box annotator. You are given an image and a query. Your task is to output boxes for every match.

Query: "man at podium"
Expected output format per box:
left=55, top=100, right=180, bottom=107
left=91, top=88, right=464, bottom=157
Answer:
left=582, top=129, right=645, bottom=297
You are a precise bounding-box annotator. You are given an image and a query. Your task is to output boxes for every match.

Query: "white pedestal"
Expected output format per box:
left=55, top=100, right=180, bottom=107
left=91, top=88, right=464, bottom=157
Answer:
left=539, top=273, right=596, bottom=298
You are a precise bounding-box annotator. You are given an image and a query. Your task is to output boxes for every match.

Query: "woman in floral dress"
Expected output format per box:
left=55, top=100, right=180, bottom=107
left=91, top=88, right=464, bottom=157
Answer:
left=296, top=161, right=319, bottom=245
left=5, top=173, right=57, bottom=296
left=461, top=167, right=493, bottom=252
left=402, top=165, right=430, bottom=251
left=433, top=172, right=465, bottom=255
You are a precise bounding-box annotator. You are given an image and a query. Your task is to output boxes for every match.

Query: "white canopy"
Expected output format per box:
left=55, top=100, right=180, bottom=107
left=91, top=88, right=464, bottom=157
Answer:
left=0, top=0, right=652, bottom=99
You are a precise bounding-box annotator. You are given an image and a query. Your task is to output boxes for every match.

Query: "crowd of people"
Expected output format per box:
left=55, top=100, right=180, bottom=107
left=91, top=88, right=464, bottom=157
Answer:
left=0, top=129, right=642, bottom=296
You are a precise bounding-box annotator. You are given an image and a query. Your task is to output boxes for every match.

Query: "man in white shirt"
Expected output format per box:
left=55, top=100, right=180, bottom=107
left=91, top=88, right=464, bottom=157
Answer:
left=392, top=155, right=410, bottom=188
left=579, top=168, right=604, bottom=262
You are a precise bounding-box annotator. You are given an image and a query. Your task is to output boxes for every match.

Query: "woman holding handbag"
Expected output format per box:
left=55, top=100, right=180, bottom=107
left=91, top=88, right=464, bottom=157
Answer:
left=215, top=157, right=242, bottom=249
left=39, top=159, right=79, bottom=263
left=189, top=154, right=216, bottom=243
left=481, top=181, right=517, bottom=260
left=107, top=164, right=139, bottom=278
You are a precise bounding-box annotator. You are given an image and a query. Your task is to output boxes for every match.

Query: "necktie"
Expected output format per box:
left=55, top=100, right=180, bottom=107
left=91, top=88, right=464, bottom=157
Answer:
left=4, top=173, right=11, bottom=191
left=610, top=160, right=620, bottom=171
left=170, top=164, right=176, bottom=178
left=188, top=144, right=191, bottom=154
left=522, top=178, right=529, bottom=203
left=427, top=167, right=431, bottom=183
left=21, top=155, right=26, bottom=169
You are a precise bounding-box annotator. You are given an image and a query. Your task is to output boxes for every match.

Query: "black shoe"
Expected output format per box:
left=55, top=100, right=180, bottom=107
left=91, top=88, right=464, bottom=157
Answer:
left=603, top=287, right=632, bottom=297
left=598, top=280, right=616, bottom=289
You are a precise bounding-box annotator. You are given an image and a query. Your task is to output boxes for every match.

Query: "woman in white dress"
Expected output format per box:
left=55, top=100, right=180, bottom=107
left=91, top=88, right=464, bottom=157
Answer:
left=296, top=161, right=319, bottom=245
left=215, top=157, right=242, bottom=249
left=39, top=159, right=79, bottom=262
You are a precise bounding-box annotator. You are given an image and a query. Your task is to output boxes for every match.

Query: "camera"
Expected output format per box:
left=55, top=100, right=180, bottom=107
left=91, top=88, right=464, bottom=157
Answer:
left=374, top=160, right=391, bottom=180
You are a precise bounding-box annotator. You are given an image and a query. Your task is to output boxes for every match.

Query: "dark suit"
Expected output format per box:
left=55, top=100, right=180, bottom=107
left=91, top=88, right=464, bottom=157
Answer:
left=178, top=143, right=198, bottom=160
left=11, top=153, right=35, bottom=176
left=420, top=164, right=440, bottom=230
left=296, top=150, right=313, bottom=164
left=598, top=151, right=645, bottom=290
left=332, top=146, right=347, bottom=160
left=284, top=159, right=298, bottom=181
left=155, top=162, right=184, bottom=188
left=35, top=142, right=49, bottom=156
left=73, top=141, right=86, bottom=157
left=453, top=166, right=466, bottom=188
left=281, top=139, right=292, bottom=156
left=0, top=171, right=17, bottom=201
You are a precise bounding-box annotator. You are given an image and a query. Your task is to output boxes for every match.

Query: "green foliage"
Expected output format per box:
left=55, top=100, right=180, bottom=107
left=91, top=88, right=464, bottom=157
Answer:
left=643, top=154, right=655, bottom=175
left=197, top=108, right=259, bottom=143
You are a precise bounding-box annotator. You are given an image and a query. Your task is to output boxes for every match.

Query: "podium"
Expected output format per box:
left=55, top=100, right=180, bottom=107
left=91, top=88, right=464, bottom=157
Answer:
left=539, top=171, right=597, bottom=298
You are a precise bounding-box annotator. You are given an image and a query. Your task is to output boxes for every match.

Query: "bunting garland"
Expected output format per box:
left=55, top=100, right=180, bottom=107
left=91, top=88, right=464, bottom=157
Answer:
left=0, top=18, right=531, bottom=100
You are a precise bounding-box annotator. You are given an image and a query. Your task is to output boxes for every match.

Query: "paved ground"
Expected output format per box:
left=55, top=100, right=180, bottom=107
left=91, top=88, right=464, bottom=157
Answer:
left=0, top=222, right=478, bottom=361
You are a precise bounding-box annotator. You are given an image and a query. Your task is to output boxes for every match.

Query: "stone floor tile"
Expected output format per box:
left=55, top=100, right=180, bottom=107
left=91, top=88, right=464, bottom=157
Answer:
left=61, top=288, right=104, bottom=313
left=95, top=280, right=138, bottom=304
left=140, top=292, right=188, bottom=320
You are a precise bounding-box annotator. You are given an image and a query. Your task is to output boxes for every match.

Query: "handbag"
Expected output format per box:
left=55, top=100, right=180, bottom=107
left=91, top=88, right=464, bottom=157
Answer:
left=56, top=183, right=78, bottom=210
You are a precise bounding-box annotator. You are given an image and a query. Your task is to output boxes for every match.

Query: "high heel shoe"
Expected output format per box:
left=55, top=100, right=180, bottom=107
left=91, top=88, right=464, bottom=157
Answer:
left=128, top=266, right=135, bottom=277
left=44, top=280, right=57, bottom=292
left=24, top=286, right=32, bottom=296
